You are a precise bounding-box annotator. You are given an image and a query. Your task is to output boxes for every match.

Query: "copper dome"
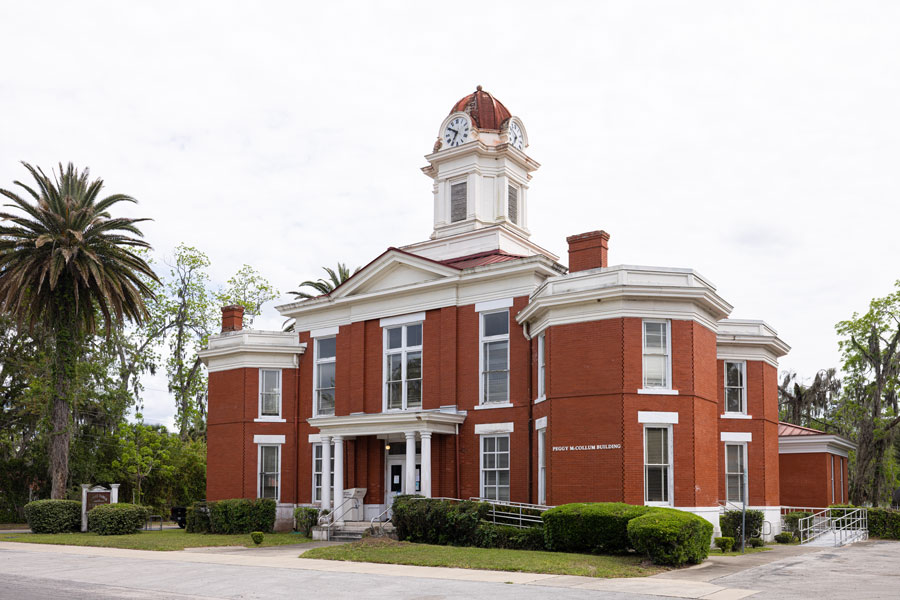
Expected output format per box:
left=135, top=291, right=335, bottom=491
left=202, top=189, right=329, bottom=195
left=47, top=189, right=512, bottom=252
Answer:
left=449, top=86, right=512, bottom=131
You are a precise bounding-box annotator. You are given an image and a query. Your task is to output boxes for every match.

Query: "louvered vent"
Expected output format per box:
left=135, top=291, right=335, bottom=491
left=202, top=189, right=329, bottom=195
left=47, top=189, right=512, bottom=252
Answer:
left=507, top=185, right=518, bottom=225
left=450, top=182, right=467, bottom=223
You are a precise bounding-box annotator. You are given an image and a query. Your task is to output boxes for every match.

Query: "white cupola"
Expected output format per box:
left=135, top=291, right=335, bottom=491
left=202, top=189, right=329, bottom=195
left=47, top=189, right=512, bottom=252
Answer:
left=421, top=86, right=539, bottom=241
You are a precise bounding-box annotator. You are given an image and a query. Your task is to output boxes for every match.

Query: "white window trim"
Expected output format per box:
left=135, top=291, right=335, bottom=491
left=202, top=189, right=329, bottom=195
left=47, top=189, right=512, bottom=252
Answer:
left=537, top=427, right=547, bottom=506
left=643, top=424, right=674, bottom=507
left=257, top=443, right=281, bottom=502
left=479, top=309, right=510, bottom=406
left=313, top=336, right=337, bottom=417
left=535, top=333, right=546, bottom=402
left=641, top=319, right=673, bottom=392
left=724, top=360, right=747, bottom=415
left=473, top=402, right=514, bottom=410
left=638, top=411, right=679, bottom=424
left=721, top=413, right=753, bottom=419
left=257, top=368, right=282, bottom=421
left=725, top=442, right=749, bottom=505
left=479, top=433, right=510, bottom=501
left=831, top=455, right=836, bottom=505
left=720, top=432, right=752, bottom=442
left=474, top=422, right=514, bottom=435
left=474, top=297, right=513, bottom=313
left=312, top=442, right=335, bottom=505
left=380, top=312, right=426, bottom=328
left=382, top=321, right=423, bottom=412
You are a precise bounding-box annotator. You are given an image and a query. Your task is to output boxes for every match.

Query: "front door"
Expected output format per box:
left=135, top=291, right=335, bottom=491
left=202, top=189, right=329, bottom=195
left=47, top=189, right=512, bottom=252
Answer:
left=384, top=455, right=422, bottom=510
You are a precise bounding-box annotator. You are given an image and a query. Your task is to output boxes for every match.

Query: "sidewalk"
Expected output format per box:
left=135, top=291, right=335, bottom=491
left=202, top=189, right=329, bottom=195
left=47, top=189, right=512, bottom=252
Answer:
left=0, top=540, right=789, bottom=599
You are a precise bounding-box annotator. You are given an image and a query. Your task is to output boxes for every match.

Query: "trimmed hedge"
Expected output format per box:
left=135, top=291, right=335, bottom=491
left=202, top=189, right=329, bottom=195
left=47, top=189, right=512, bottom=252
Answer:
left=829, top=504, right=900, bottom=539
left=88, top=503, right=150, bottom=535
left=775, top=532, right=795, bottom=543
left=294, top=506, right=320, bottom=536
left=186, top=502, right=210, bottom=533
left=783, top=511, right=813, bottom=535
left=477, top=523, right=546, bottom=551
left=542, top=502, right=653, bottom=554
left=392, top=495, right=490, bottom=546
left=719, top=509, right=764, bottom=540
left=23, top=500, right=81, bottom=534
left=627, top=508, right=713, bottom=566
left=714, top=536, right=734, bottom=552
left=208, top=498, right=276, bottom=534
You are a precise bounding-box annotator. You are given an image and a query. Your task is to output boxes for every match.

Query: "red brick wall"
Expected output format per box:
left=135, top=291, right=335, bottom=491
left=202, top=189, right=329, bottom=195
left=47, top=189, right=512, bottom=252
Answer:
left=780, top=452, right=833, bottom=508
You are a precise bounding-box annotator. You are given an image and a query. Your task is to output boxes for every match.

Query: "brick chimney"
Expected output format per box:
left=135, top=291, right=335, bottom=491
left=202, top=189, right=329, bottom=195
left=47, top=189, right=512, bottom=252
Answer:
left=566, top=230, right=610, bottom=273
left=221, top=305, right=245, bottom=332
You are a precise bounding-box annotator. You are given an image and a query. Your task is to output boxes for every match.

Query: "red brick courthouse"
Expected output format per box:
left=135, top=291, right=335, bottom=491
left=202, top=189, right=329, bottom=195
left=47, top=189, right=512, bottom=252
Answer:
left=200, top=88, right=850, bottom=535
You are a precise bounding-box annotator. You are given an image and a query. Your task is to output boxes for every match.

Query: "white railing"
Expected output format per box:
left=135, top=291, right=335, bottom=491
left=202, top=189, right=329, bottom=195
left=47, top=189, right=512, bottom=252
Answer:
left=468, top=497, right=552, bottom=529
left=786, top=507, right=869, bottom=546
left=833, top=508, right=868, bottom=546
left=317, top=496, right=360, bottom=531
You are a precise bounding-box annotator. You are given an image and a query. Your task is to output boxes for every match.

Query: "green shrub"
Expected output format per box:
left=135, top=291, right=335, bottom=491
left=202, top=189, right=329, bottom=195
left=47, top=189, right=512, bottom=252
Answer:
left=542, top=502, right=653, bottom=554
left=294, top=506, right=320, bottom=536
left=828, top=505, right=900, bottom=539
left=207, top=498, right=276, bottom=534
left=783, top=511, right=812, bottom=535
left=250, top=531, right=264, bottom=545
left=186, top=502, right=210, bottom=533
left=477, top=523, right=546, bottom=551
left=23, top=499, right=81, bottom=534
left=714, top=536, right=734, bottom=553
left=391, top=495, right=489, bottom=546
left=87, top=504, right=150, bottom=535
left=719, top=509, right=764, bottom=540
left=627, top=508, right=713, bottom=566
left=774, top=532, right=794, bottom=543
left=748, top=537, right=764, bottom=548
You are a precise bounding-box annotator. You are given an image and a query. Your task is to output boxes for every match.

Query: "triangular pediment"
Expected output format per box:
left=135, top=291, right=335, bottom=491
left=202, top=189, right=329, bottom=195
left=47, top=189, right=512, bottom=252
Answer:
left=331, top=249, right=459, bottom=299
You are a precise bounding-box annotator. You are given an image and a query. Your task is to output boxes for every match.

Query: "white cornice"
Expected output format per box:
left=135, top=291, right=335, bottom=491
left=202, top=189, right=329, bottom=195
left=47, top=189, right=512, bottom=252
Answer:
left=401, top=226, right=561, bottom=263
left=199, top=330, right=306, bottom=373
left=517, top=265, right=733, bottom=336
left=424, top=140, right=540, bottom=173
left=778, top=434, right=855, bottom=457
left=308, top=409, right=467, bottom=437
left=716, top=319, right=791, bottom=367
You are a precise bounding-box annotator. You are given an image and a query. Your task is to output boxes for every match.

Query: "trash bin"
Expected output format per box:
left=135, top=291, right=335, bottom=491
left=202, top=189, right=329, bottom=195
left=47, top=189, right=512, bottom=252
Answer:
left=341, top=488, right=367, bottom=521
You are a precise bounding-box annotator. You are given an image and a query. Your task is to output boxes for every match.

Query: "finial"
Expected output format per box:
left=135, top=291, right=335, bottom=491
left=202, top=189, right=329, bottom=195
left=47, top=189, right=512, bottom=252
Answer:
left=476, top=85, right=483, bottom=92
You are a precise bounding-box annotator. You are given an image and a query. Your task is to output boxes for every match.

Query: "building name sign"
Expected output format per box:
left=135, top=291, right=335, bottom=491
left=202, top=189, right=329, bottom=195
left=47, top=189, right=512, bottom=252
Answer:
left=552, top=443, right=622, bottom=452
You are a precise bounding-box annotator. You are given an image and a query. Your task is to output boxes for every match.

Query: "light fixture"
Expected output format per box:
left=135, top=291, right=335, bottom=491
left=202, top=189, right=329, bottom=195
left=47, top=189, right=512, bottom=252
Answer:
left=385, top=443, right=391, bottom=450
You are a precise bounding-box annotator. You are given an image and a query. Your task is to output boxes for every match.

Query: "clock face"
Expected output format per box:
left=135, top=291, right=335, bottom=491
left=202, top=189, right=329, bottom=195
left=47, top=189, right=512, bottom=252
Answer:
left=508, top=121, right=524, bottom=150
left=443, top=116, right=470, bottom=147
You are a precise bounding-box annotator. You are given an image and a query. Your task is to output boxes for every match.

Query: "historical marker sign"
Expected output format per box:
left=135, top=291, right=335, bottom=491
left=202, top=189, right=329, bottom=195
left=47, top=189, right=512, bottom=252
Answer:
left=86, top=490, right=111, bottom=511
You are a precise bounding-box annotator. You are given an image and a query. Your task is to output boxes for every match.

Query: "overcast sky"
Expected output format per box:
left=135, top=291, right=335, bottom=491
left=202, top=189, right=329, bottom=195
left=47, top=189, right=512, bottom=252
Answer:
left=2, top=1, right=899, bottom=428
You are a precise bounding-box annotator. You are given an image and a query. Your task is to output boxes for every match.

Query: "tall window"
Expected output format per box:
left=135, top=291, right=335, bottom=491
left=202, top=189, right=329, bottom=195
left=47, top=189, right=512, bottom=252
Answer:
left=831, top=455, right=835, bottom=504
left=481, top=310, right=509, bottom=404
left=725, top=444, right=745, bottom=503
left=644, top=426, right=671, bottom=504
left=259, top=369, right=281, bottom=418
left=642, top=320, right=670, bottom=389
left=314, top=337, right=336, bottom=416
left=724, top=361, right=746, bottom=414
left=536, top=333, right=546, bottom=400
left=537, top=428, right=547, bottom=505
left=312, top=443, right=335, bottom=503
left=259, top=445, right=280, bottom=500
left=481, top=435, right=510, bottom=501
left=450, top=181, right=467, bottom=223
left=507, top=185, right=519, bottom=225
left=385, top=323, right=422, bottom=410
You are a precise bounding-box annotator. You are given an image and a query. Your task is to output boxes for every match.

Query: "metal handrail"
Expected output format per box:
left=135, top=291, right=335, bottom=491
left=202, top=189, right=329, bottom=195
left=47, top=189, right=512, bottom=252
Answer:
left=317, top=496, right=360, bottom=529
left=833, top=508, right=868, bottom=546
left=370, top=504, right=394, bottom=537
left=468, top=497, right=552, bottom=529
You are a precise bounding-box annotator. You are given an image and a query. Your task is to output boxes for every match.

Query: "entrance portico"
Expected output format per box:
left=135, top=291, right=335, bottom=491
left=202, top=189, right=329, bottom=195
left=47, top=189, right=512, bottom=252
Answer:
left=308, top=409, right=466, bottom=520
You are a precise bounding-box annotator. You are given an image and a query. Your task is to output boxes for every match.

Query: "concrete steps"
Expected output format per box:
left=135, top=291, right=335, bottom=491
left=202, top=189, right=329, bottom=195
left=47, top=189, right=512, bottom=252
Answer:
left=313, top=520, right=396, bottom=542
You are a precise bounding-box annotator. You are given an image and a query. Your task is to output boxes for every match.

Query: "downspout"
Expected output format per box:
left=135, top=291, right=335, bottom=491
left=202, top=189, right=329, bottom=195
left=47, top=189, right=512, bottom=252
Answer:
left=455, top=423, right=461, bottom=499
left=525, top=321, right=534, bottom=504
left=295, top=340, right=302, bottom=506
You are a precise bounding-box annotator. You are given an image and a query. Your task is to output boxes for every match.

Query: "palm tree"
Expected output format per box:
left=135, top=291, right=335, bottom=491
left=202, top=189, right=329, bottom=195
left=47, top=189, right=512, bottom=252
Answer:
left=290, top=262, right=360, bottom=299
left=0, top=162, right=157, bottom=499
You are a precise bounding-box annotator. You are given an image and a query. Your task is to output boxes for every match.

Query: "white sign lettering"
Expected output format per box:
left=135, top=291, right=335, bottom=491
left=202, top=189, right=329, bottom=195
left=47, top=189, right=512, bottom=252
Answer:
left=552, top=444, right=622, bottom=452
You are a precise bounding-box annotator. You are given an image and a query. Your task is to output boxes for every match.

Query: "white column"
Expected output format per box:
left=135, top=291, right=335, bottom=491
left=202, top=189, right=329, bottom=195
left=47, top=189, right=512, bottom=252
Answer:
left=333, top=436, right=345, bottom=521
left=80, top=484, right=89, bottom=532
left=110, top=484, right=120, bottom=504
left=321, top=435, right=332, bottom=512
left=420, top=432, right=432, bottom=498
left=405, top=431, right=417, bottom=495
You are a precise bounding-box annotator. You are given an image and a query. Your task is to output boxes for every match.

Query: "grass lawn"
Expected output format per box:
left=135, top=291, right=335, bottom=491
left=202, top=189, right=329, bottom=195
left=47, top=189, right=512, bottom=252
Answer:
left=0, top=529, right=311, bottom=551
left=302, top=538, right=666, bottom=578
left=713, top=546, right=773, bottom=556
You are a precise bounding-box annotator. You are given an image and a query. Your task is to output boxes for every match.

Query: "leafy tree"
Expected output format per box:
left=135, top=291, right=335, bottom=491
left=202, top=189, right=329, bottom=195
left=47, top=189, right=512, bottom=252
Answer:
left=113, top=416, right=174, bottom=506
left=0, top=163, right=156, bottom=499
left=835, top=281, right=900, bottom=506
left=289, top=262, right=359, bottom=299
left=217, top=264, right=278, bottom=328
left=778, top=369, right=841, bottom=428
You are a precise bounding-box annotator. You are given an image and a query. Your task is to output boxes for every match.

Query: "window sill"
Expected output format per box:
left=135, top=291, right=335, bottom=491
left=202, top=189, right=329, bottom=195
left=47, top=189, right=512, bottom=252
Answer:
left=313, top=412, right=336, bottom=418
left=721, top=413, right=752, bottom=419
left=637, top=388, right=679, bottom=396
left=644, top=501, right=673, bottom=507
left=254, top=417, right=286, bottom=423
left=474, top=402, right=514, bottom=410
left=534, top=395, right=546, bottom=404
